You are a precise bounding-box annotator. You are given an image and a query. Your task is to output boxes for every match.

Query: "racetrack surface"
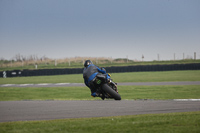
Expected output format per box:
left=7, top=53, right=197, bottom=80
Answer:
left=0, top=100, right=200, bottom=122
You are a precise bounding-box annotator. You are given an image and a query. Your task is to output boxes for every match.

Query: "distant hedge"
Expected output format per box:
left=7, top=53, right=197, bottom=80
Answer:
left=1, top=63, right=200, bottom=78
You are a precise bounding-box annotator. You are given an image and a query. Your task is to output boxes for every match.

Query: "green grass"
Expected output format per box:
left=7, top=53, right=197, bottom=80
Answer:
left=1, top=70, right=200, bottom=84
left=120, top=85, right=200, bottom=100
left=0, top=111, right=200, bottom=133
left=112, top=70, right=200, bottom=83
left=0, top=86, right=91, bottom=101
left=0, top=85, right=200, bottom=101
left=0, top=74, right=83, bottom=84
left=1, top=70, right=200, bottom=101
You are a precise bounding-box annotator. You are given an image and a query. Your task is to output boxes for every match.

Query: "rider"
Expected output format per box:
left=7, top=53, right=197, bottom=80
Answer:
left=83, top=60, right=110, bottom=97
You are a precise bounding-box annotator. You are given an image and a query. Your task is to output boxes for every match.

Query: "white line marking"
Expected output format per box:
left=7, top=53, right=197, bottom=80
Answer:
left=19, top=84, right=33, bottom=86
left=55, top=83, right=70, bottom=85
left=37, top=83, right=50, bottom=86
left=174, top=99, right=200, bottom=101
left=1, top=84, right=15, bottom=86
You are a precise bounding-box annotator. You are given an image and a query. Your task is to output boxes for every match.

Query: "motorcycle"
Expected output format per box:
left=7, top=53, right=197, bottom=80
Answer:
left=92, top=73, right=121, bottom=100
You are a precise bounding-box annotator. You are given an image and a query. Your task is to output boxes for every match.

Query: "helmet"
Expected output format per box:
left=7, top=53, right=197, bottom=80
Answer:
left=84, top=60, right=93, bottom=67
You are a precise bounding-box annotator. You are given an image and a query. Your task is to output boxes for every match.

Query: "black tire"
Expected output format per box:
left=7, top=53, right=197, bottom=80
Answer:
left=102, top=84, right=121, bottom=100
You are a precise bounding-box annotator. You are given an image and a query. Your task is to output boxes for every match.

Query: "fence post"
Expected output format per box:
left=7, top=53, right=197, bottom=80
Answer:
left=3, top=71, right=6, bottom=78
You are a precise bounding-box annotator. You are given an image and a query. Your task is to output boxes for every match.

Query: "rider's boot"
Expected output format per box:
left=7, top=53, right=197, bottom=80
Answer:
left=96, top=92, right=105, bottom=100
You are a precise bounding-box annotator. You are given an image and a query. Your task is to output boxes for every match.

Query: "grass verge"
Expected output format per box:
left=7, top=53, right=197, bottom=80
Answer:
left=1, top=70, right=200, bottom=84
left=0, top=85, right=200, bottom=101
left=0, top=111, right=200, bottom=133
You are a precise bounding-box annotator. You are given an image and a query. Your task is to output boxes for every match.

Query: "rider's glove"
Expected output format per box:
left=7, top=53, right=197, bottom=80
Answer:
left=108, top=73, right=111, bottom=77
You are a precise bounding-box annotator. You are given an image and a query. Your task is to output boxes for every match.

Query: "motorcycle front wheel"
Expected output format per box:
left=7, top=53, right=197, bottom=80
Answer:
left=102, top=84, right=121, bottom=100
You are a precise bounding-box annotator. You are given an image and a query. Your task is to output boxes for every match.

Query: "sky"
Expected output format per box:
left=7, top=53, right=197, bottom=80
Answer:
left=0, top=0, right=200, bottom=61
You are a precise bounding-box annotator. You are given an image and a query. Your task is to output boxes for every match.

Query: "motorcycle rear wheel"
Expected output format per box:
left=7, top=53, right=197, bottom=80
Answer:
left=102, top=84, right=121, bottom=100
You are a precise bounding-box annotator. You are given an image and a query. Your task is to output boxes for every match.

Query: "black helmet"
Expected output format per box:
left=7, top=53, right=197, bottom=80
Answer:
left=84, top=60, right=93, bottom=67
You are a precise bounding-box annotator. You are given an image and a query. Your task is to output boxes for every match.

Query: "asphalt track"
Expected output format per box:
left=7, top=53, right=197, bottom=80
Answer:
left=0, top=100, right=200, bottom=122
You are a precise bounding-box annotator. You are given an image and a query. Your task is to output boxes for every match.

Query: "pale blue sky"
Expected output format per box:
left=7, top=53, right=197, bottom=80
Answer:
left=0, top=0, right=200, bottom=61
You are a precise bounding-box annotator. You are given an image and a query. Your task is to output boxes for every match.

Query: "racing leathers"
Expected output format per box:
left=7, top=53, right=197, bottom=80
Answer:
left=83, top=64, right=110, bottom=97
